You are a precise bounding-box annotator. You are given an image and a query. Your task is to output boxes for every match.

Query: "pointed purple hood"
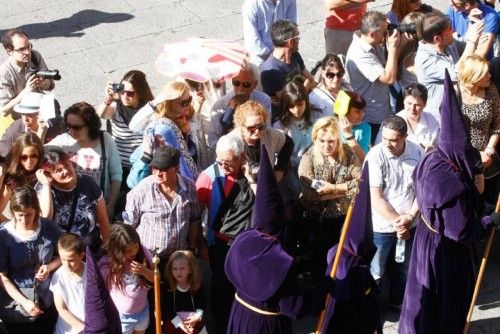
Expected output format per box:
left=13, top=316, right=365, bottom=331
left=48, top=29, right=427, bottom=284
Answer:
left=436, top=69, right=482, bottom=181
left=414, top=69, right=482, bottom=210
left=251, top=144, right=286, bottom=236
left=84, top=246, right=122, bottom=334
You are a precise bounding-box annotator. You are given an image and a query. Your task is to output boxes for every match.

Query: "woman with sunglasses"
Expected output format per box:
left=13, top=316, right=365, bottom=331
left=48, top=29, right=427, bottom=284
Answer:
left=308, top=54, right=351, bottom=117
left=298, top=116, right=361, bottom=281
left=0, top=185, right=61, bottom=334
left=97, top=70, right=154, bottom=179
left=47, top=102, right=122, bottom=220
left=228, top=100, right=293, bottom=183
left=127, top=81, right=199, bottom=187
left=0, top=133, right=44, bottom=222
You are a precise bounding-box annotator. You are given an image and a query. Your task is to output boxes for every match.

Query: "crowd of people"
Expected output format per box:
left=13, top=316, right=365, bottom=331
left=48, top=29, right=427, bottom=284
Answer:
left=0, top=0, right=499, bottom=333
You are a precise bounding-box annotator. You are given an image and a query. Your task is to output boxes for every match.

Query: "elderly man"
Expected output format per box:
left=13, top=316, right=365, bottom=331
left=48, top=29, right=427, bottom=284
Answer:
left=196, top=134, right=255, bottom=333
left=0, top=92, right=63, bottom=158
left=208, top=64, right=272, bottom=147
left=345, top=11, right=403, bottom=144
left=0, top=29, right=55, bottom=135
left=242, top=0, right=297, bottom=66
left=124, top=146, right=201, bottom=267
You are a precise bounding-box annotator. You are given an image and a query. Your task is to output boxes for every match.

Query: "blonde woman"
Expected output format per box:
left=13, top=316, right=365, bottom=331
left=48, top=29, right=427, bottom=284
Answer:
left=127, top=82, right=199, bottom=186
left=457, top=55, right=500, bottom=207
left=228, top=101, right=293, bottom=183
left=298, top=116, right=361, bottom=280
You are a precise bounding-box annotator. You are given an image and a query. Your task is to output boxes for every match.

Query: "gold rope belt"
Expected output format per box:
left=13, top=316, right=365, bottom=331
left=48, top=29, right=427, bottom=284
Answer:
left=420, top=213, right=438, bottom=234
left=234, top=293, right=281, bottom=316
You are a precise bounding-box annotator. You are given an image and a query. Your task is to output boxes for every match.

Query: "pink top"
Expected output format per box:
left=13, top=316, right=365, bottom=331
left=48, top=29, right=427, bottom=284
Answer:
left=100, top=246, right=152, bottom=314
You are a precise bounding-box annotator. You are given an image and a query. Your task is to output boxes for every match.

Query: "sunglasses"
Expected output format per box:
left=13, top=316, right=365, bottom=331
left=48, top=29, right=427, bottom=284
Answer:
left=20, top=154, right=39, bottom=161
left=232, top=80, right=253, bottom=89
left=246, top=123, right=265, bottom=133
left=65, top=123, right=86, bottom=131
left=325, top=71, right=344, bottom=79
left=216, top=158, right=239, bottom=168
left=177, top=96, right=193, bottom=108
left=120, top=90, right=136, bottom=98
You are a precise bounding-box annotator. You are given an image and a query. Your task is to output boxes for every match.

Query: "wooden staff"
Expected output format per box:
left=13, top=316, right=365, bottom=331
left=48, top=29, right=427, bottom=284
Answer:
left=152, top=250, right=162, bottom=334
left=315, top=204, right=354, bottom=334
left=463, top=194, right=500, bottom=334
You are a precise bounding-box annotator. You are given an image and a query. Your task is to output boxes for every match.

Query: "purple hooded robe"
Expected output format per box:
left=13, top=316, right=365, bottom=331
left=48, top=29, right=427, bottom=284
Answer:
left=398, top=70, right=494, bottom=333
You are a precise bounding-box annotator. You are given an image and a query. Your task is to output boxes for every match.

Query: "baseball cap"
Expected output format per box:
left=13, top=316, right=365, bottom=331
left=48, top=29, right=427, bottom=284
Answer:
left=150, top=146, right=180, bottom=170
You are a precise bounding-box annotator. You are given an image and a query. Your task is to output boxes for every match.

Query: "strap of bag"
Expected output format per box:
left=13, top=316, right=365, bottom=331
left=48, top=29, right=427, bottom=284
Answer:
left=214, top=164, right=226, bottom=201
left=67, top=177, right=80, bottom=232
left=99, top=131, right=106, bottom=194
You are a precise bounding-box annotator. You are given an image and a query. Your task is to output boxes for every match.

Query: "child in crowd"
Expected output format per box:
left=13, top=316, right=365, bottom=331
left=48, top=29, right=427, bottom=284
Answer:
left=163, top=250, right=205, bottom=334
left=100, top=223, right=153, bottom=334
left=50, top=233, right=86, bottom=334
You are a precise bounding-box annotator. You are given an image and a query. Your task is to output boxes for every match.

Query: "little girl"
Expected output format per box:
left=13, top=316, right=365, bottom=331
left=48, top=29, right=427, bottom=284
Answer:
left=163, top=250, right=205, bottom=334
left=100, top=223, right=153, bottom=334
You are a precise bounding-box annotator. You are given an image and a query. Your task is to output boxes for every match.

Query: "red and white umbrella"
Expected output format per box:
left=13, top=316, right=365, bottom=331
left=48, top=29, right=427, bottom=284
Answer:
left=155, top=38, right=248, bottom=83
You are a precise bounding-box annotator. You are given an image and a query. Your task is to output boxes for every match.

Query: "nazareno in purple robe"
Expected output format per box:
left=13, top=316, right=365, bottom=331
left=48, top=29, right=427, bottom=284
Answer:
left=321, top=164, right=382, bottom=334
left=398, top=70, right=494, bottom=334
left=224, top=145, right=331, bottom=334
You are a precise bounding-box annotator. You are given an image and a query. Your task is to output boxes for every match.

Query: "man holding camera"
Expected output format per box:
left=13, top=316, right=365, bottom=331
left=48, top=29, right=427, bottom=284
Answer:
left=345, top=11, right=404, bottom=144
left=0, top=29, right=55, bottom=136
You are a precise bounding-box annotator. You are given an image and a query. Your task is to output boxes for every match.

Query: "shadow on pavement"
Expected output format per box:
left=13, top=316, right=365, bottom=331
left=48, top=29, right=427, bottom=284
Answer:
left=0, top=10, right=134, bottom=39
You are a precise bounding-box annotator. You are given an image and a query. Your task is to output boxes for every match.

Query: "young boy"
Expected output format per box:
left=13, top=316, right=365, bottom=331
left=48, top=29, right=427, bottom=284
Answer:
left=49, top=233, right=86, bottom=334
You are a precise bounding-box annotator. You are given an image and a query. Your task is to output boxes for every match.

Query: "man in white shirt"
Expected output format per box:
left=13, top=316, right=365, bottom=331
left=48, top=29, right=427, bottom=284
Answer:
left=365, top=115, right=423, bottom=308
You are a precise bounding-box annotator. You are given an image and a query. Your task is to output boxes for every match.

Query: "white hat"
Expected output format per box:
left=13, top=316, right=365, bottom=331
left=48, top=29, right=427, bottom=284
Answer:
left=14, top=92, right=43, bottom=114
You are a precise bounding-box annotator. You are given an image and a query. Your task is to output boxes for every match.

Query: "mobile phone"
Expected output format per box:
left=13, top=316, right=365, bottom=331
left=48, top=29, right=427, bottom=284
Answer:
left=311, top=179, right=325, bottom=190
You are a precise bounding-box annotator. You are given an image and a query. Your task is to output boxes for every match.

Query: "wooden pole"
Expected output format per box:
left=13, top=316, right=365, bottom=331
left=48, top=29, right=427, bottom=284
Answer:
left=463, top=194, right=500, bottom=334
left=152, top=250, right=162, bottom=334
left=315, top=204, right=354, bottom=334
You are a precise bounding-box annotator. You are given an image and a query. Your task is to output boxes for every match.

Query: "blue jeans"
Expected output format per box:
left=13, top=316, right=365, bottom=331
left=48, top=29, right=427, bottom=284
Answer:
left=370, top=229, right=414, bottom=305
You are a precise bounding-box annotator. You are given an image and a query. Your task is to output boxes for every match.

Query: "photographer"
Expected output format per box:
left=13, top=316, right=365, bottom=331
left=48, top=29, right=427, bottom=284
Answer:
left=0, top=29, right=55, bottom=136
left=97, top=70, right=154, bottom=184
left=345, top=10, right=407, bottom=144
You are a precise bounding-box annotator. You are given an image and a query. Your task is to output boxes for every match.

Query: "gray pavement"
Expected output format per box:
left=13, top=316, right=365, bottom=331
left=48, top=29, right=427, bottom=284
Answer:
left=1, top=1, right=500, bottom=333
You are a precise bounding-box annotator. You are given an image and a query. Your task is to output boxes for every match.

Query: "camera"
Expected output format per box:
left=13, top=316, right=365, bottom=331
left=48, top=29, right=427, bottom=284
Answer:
left=29, top=68, right=61, bottom=80
left=387, top=23, right=417, bottom=36
left=111, top=83, right=124, bottom=93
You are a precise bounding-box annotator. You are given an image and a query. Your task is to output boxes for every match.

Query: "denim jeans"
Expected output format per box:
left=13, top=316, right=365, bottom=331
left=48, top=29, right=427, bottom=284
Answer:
left=370, top=229, right=414, bottom=305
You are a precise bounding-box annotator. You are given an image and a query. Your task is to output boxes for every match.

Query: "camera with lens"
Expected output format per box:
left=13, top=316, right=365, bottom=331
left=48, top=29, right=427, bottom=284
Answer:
left=111, top=83, right=124, bottom=93
left=29, top=68, right=61, bottom=80
left=387, top=23, right=417, bottom=36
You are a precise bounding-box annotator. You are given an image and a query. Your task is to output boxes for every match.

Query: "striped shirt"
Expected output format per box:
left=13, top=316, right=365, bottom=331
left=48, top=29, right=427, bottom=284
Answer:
left=123, top=174, right=201, bottom=257
left=109, top=101, right=143, bottom=167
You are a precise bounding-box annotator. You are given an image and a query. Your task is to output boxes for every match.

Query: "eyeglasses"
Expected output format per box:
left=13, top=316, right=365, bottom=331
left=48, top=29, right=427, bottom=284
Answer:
left=65, top=123, right=86, bottom=131
left=232, top=80, right=253, bottom=88
left=325, top=71, right=344, bottom=79
left=12, top=43, right=32, bottom=54
left=120, top=90, right=135, bottom=98
left=245, top=123, right=265, bottom=133
left=285, top=33, right=300, bottom=42
left=20, top=154, right=39, bottom=161
left=177, top=96, right=193, bottom=108
left=216, top=158, right=239, bottom=168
